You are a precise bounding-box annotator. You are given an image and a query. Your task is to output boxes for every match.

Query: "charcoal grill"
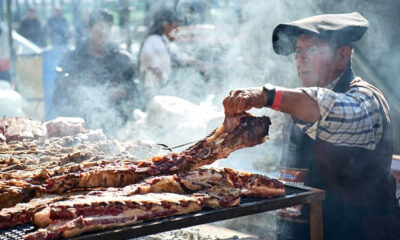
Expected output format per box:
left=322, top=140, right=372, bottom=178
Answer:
left=0, top=184, right=325, bottom=240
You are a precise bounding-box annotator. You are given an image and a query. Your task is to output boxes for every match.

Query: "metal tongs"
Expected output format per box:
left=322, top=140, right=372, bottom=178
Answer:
left=157, top=139, right=200, bottom=152
left=156, top=116, right=234, bottom=152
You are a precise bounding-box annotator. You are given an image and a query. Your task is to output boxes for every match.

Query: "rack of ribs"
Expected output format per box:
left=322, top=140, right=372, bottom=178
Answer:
left=72, top=167, right=284, bottom=199
left=25, top=187, right=241, bottom=240
left=0, top=167, right=284, bottom=231
left=45, top=115, right=271, bottom=194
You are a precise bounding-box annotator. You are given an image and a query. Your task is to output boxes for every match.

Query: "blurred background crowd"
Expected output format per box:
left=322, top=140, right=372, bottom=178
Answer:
left=0, top=0, right=242, bottom=136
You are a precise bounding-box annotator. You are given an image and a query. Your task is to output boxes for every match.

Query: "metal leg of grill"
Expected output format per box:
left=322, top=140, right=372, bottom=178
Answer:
left=309, top=200, right=323, bottom=240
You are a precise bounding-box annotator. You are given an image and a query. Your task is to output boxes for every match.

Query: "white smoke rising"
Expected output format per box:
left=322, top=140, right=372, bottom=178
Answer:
left=120, top=0, right=322, bottom=174
left=119, top=0, right=400, bottom=238
left=55, top=0, right=399, bottom=168
left=20, top=0, right=396, bottom=238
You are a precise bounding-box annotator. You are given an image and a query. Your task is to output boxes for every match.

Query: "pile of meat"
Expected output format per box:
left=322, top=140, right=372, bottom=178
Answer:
left=0, top=116, right=284, bottom=240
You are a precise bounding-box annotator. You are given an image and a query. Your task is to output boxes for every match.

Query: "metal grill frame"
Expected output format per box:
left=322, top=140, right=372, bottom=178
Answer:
left=0, top=184, right=325, bottom=240
left=70, top=184, right=324, bottom=240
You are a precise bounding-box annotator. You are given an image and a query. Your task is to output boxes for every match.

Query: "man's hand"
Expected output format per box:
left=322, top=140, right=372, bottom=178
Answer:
left=223, top=87, right=267, bottom=116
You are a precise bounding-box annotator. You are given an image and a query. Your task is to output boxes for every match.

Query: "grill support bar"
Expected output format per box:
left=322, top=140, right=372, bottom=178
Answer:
left=70, top=184, right=325, bottom=240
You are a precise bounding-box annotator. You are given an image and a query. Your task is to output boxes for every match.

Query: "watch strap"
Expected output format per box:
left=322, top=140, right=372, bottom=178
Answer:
left=263, top=86, right=276, bottom=106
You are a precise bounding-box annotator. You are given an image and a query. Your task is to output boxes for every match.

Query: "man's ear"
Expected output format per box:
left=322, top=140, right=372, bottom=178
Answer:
left=336, top=46, right=352, bottom=68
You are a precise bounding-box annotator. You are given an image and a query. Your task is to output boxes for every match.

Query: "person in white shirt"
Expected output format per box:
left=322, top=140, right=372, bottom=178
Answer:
left=139, top=9, right=179, bottom=90
left=138, top=9, right=209, bottom=104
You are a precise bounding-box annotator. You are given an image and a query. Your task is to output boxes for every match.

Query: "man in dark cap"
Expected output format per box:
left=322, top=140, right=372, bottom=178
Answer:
left=223, top=12, right=399, bottom=240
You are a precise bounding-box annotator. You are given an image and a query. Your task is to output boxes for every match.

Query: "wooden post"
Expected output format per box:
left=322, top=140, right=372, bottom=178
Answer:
left=71, top=0, right=82, bottom=46
left=6, top=0, right=17, bottom=87
left=0, top=0, right=4, bottom=21
left=15, top=0, right=21, bottom=23
left=119, top=0, right=131, bottom=51
left=309, top=200, right=323, bottom=240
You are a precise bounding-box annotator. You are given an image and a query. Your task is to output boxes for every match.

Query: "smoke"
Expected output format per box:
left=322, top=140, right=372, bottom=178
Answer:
left=120, top=0, right=323, bottom=173
left=7, top=0, right=394, bottom=238
left=116, top=0, right=400, bottom=237
left=42, top=0, right=399, bottom=171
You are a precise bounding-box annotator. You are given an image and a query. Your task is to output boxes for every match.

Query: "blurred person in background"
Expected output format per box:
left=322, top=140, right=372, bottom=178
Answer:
left=0, top=22, right=10, bottom=83
left=45, top=7, right=69, bottom=47
left=18, top=8, right=42, bottom=46
left=138, top=9, right=180, bottom=93
left=52, top=9, right=136, bottom=137
left=223, top=12, right=399, bottom=240
left=138, top=9, right=209, bottom=105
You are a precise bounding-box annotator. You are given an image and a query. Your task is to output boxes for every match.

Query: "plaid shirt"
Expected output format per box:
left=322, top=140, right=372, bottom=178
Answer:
left=294, top=78, right=384, bottom=150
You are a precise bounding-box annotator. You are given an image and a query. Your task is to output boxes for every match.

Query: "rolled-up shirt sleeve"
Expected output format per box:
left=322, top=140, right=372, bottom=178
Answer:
left=293, top=86, right=383, bottom=150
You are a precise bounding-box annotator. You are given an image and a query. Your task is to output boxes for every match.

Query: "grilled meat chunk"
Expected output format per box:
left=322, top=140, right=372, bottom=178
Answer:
left=0, top=180, right=43, bottom=209
left=0, top=118, right=47, bottom=143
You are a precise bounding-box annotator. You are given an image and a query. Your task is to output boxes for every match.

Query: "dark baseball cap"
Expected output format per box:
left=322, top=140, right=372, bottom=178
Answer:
left=272, top=12, right=369, bottom=56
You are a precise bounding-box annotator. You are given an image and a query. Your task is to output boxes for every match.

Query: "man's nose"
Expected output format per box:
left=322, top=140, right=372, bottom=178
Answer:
left=296, top=52, right=309, bottom=65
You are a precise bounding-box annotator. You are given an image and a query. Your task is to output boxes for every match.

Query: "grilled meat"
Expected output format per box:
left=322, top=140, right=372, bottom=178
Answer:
left=45, top=115, right=271, bottom=193
left=0, top=118, right=47, bottom=143
left=0, top=180, right=43, bottom=209
left=0, top=167, right=283, bottom=231
left=0, top=196, right=64, bottom=229
left=27, top=188, right=240, bottom=240
left=0, top=115, right=285, bottom=240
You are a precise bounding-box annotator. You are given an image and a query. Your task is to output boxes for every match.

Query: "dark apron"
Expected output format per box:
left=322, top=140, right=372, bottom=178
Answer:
left=277, top=68, right=399, bottom=240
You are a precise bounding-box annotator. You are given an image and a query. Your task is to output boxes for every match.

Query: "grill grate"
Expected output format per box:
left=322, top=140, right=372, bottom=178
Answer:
left=0, top=185, right=310, bottom=240
left=0, top=225, right=35, bottom=240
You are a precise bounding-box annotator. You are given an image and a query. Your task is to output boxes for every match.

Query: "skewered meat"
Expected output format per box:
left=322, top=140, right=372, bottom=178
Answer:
left=45, top=115, right=271, bottom=193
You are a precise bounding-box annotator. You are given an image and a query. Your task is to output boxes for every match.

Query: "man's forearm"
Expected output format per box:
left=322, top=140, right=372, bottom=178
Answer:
left=223, top=86, right=321, bottom=123
left=278, top=89, right=321, bottom=123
